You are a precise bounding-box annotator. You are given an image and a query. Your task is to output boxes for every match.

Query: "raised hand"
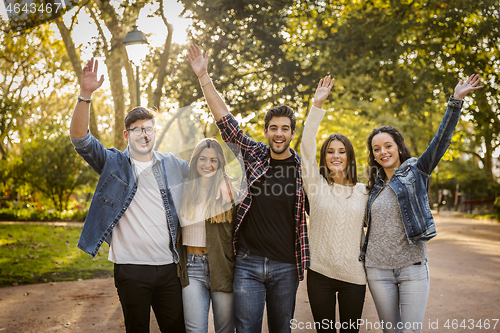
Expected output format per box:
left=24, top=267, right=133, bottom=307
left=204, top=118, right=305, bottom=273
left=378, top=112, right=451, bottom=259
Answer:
left=81, top=57, right=104, bottom=97
left=313, top=75, right=335, bottom=108
left=453, top=74, right=483, bottom=100
left=186, top=44, right=209, bottom=78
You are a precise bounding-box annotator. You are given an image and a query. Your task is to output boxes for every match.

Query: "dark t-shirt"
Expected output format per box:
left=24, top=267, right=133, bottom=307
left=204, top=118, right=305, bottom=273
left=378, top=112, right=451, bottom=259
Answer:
left=239, top=154, right=297, bottom=264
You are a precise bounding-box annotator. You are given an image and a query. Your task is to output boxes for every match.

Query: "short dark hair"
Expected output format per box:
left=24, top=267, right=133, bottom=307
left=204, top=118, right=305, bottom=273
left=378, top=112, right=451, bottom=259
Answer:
left=366, top=126, right=412, bottom=190
left=264, top=105, right=296, bottom=131
left=124, top=107, right=155, bottom=129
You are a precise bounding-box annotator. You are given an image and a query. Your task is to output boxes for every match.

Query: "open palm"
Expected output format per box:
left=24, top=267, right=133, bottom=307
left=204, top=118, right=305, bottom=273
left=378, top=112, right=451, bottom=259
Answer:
left=314, top=75, right=335, bottom=107
left=454, top=74, right=483, bottom=100
left=81, top=58, right=104, bottom=94
left=186, top=45, right=209, bottom=78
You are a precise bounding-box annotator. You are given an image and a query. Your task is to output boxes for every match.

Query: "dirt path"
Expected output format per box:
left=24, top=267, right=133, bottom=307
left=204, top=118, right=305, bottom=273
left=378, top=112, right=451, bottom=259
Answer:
left=0, top=214, right=499, bottom=332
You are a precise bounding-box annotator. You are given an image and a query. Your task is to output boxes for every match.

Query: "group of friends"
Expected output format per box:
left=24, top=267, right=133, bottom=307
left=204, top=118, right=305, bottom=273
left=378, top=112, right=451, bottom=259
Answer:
left=69, top=44, right=482, bottom=333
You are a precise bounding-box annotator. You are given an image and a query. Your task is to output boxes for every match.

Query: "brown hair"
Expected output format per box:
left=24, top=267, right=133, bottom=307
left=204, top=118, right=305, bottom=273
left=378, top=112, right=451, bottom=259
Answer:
left=124, top=107, right=155, bottom=130
left=180, top=138, right=232, bottom=223
left=366, top=126, right=412, bottom=190
left=319, top=134, right=358, bottom=185
left=264, top=105, right=296, bottom=131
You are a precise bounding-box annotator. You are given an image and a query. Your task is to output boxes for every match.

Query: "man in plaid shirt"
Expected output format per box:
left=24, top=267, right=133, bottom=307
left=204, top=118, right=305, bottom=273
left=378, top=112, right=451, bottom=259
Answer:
left=187, top=45, right=309, bottom=332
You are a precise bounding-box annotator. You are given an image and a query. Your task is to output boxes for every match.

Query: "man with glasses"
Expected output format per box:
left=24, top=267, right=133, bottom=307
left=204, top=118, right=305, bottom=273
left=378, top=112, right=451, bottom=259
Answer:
left=70, top=58, right=188, bottom=332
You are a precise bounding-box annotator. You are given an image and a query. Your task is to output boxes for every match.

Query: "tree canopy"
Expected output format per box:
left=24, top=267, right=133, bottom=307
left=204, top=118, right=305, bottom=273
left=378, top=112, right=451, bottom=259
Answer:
left=0, top=0, right=498, bottom=213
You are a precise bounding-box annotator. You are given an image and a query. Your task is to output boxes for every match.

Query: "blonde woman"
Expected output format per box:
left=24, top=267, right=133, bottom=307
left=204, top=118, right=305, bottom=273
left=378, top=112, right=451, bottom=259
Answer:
left=177, top=138, right=235, bottom=333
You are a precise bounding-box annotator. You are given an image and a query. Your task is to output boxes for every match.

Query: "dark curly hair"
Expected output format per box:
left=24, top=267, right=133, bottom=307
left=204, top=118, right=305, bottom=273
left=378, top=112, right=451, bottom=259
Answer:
left=264, top=105, right=296, bottom=132
left=319, top=134, right=358, bottom=185
left=366, top=126, right=412, bottom=191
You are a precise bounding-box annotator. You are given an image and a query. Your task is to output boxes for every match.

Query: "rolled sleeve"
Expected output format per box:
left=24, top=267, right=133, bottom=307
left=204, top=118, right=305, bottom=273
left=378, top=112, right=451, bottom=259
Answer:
left=70, top=130, right=93, bottom=150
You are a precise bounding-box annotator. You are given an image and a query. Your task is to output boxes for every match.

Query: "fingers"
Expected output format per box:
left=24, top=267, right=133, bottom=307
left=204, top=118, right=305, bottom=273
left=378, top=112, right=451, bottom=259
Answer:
left=94, top=59, right=98, bottom=73
left=186, top=44, right=207, bottom=62
left=83, top=58, right=96, bottom=73
left=320, top=75, right=334, bottom=89
left=465, top=74, right=481, bottom=86
left=329, top=77, right=335, bottom=89
left=471, top=74, right=481, bottom=86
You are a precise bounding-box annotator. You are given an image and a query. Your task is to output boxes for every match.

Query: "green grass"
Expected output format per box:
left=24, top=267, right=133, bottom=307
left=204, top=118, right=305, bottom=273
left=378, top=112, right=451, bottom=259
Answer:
left=0, top=224, right=113, bottom=287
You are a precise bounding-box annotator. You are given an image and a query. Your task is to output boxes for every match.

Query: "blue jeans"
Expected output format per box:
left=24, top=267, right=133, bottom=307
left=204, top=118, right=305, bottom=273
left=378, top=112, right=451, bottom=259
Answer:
left=366, top=262, right=430, bottom=333
left=182, top=253, right=234, bottom=333
left=233, top=249, right=299, bottom=333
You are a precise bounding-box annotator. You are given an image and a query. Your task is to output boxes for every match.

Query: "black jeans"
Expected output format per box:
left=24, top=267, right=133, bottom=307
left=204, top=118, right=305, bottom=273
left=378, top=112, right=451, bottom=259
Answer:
left=306, top=269, right=366, bottom=333
left=114, top=263, right=186, bottom=333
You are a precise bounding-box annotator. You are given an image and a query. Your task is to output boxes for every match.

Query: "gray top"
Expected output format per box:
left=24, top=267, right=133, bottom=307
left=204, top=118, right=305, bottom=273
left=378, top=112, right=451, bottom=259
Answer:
left=365, top=183, right=427, bottom=269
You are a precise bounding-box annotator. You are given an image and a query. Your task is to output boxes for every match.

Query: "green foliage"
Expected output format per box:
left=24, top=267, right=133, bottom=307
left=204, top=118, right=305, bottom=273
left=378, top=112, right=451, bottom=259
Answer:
left=0, top=208, right=87, bottom=222
left=11, top=136, right=97, bottom=212
left=0, top=224, right=112, bottom=286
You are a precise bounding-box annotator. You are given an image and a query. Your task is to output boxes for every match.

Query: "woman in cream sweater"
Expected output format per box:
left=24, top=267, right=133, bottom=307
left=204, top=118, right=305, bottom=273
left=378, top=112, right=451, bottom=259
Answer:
left=301, top=76, right=368, bottom=333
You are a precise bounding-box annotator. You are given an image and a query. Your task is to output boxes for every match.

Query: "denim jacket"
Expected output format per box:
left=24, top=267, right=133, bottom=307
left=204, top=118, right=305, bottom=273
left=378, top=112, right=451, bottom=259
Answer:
left=71, top=131, right=189, bottom=260
left=360, top=96, right=464, bottom=261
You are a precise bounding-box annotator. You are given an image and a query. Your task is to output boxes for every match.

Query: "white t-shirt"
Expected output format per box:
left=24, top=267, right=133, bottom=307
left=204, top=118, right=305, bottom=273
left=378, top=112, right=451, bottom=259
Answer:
left=109, top=158, right=173, bottom=265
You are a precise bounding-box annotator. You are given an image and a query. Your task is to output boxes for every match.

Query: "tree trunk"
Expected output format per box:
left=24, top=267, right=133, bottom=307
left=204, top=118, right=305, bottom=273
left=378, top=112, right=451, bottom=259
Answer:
left=105, top=52, right=127, bottom=151
left=151, top=3, right=174, bottom=109
left=55, top=17, right=100, bottom=141
left=93, top=0, right=144, bottom=151
left=476, top=95, right=495, bottom=183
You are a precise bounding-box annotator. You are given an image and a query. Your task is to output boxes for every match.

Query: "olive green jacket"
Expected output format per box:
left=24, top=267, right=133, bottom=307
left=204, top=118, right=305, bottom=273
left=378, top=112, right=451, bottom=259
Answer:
left=176, top=208, right=235, bottom=293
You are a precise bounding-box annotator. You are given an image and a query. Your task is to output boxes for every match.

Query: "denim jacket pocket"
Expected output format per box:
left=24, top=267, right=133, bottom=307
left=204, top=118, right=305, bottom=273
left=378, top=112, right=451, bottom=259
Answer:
left=397, top=168, right=416, bottom=185
left=97, top=172, right=129, bottom=207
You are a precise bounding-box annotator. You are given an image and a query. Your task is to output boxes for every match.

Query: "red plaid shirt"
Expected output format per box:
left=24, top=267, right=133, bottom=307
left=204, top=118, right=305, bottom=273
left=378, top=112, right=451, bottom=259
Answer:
left=216, top=113, right=310, bottom=280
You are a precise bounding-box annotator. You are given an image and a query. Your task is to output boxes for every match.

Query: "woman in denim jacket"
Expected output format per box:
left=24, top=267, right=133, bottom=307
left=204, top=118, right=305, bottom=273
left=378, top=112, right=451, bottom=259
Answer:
left=361, top=74, right=482, bottom=333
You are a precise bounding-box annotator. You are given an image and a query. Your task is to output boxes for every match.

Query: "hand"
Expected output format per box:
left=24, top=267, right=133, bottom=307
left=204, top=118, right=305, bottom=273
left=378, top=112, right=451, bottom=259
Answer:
left=186, top=44, right=209, bottom=78
left=453, top=74, right=483, bottom=100
left=81, top=57, right=104, bottom=98
left=313, top=75, right=335, bottom=108
left=216, top=177, right=233, bottom=206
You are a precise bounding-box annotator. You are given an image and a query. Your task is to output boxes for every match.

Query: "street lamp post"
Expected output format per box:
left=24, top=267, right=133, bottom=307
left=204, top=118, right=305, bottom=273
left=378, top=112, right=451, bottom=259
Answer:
left=123, top=25, right=149, bottom=106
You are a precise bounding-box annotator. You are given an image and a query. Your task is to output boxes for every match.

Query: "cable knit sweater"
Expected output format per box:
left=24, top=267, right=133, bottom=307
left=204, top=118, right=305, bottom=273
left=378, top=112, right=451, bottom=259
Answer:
left=300, top=106, right=368, bottom=285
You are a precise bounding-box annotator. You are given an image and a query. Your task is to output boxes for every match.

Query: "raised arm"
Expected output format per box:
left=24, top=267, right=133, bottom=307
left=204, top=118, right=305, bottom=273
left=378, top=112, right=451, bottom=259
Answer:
left=301, top=76, right=334, bottom=188
left=186, top=45, right=229, bottom=121
left=418, top=74, right=483, bottom=174
left=70, top=58, right=105, bottom=138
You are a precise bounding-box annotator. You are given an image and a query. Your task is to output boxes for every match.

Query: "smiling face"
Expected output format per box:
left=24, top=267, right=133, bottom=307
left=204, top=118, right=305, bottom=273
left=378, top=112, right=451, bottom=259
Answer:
left=123, top=119, right=156, bottom=162
left=371, top=132, right=401, bottom=171
left=325, top=140, right=347, bottom=176
left=264, top=116, right=295, bottom=159
left=196, top=147, right=220, bottom=179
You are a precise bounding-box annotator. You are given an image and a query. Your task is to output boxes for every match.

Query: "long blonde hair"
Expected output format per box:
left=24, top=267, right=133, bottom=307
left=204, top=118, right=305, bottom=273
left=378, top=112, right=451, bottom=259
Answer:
left=180, top=138, right=232, bottom=223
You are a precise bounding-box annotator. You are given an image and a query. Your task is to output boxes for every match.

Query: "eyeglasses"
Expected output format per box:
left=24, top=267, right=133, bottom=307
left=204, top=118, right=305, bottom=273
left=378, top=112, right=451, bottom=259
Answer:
left=127, top=126, right=155, bottom=136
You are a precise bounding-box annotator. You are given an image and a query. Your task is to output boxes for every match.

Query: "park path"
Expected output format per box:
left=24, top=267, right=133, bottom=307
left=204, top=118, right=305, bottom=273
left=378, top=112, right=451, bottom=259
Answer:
left=0, top=214, right=499, bottom=332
